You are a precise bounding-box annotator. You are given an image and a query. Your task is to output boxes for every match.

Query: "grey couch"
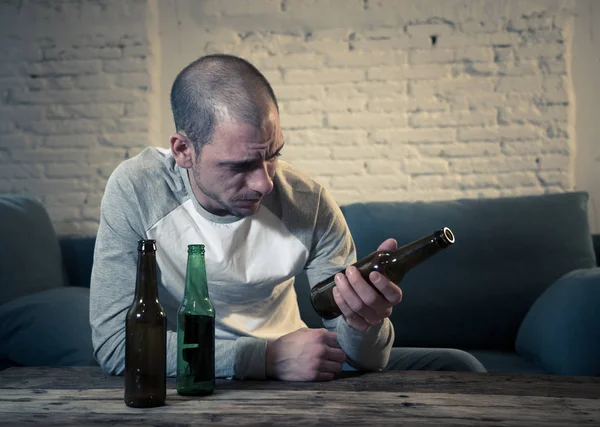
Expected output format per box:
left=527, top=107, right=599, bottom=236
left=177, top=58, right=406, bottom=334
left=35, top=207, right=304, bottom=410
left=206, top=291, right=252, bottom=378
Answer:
left=1, top=191, right=599, bottom=375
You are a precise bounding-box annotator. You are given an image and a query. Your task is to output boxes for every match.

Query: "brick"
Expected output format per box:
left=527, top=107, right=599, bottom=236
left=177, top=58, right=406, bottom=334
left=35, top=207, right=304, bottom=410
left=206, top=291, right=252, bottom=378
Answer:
left=350, top=37, right=412, bottom=52
left=284, top=68, right=364, bottom=84
left=501, top=140, right=541, bottom=156
left=73, top=74, right=113, bottom=90
left=11, top=148, right=87, bottom=163
left=497, top=62, right=539, bottom=76
left=419, top=142, right=501, bottom=158
left=537, top=171, right=570, bottom=187
left=285, top=129, right=368, bottom=146
left=45, top=163, right=90, bottom=178
left=27, top=60, right=102, bottom=76
left=332, top=145, right=384, bottom=160
left=45, top=206, right=82, bottom=222
left=304, top=39, right=349, bottom=55
left=47, top=104, right=125, bottom=119
left=517, top=43, right=564, bottom=59
left=99, top=133, right=148, bottom=148
left=0, top=106, right=45, bottom=121
left=44, top=134, right=98, bottom=148
left=454, top=47, right=493, bottom=62
left=495, top=76, right=544, bottom=93
left=355, top=81, right=406, bottom=96
left=331, top=174, right=409, bottom=190
left=457, top=128, right=499, bottom=142
left=11, top=88, right=144, bottom=104
left=0, top=164, right=42, bottom=179
left=28, top=119, right=118, bottom=135
left=328, top=112, right=407, bottom=129
left=271, top=84, right=325, bottom=100
left=103, top=58, right=148, bottom=73
left=282, top=97, right=366, bottom=114
left=200, top=0, right=281, bottom=15
left=125, top=102, right=149, bottom=117
left=326, top=51, right=406, bottom=67
left=280, top=113, right=323, bottom=129
left=449, top=156, right=537, bottom=174
left=406, top=24, right=455, bottom=38
left=47, top=77, right=75, bottom=90
left=43, top=47, right=122, bottom=60
left=44, top=192, right=88, bottom=207
left=411, top=78, right=491, bottom=97
left=118, top=118, right=148, bottom=132
left=372, top=128, right=455, bottom=144
left=123, top=45, right=151, bottom=58
left=280, top=145, right=330, bottom=160
left=541, top=76, right=568, bottom=103
left=498, top=126, right=542, bottom=141
left=365, top=159, right=402, bottom=174
left=0, top=120, right=15, bottom=134
left=496, top=172, right=539, bottom=188
left=290, top=159, right=364, bottom=176
left=437, top=33, right=521, bottom=48
left=409, top=49, right=454, bottom=64
left=461, top=20, right=501, bottom=34
left=255, top=53, right=326, bottom=69
left=114, top=72, right=151, bottom=89
left=0, top=135, right=31, bottom=149
left=540, top=139, right=570, bottom=154
left=538, top=153, right=570, bottom=170
left=410, top=111, right=496, bottom=128
left=367, top=65, right=451, bottom=81
left=538, top=58, right=567, bottom=75
left=402, top=158, right=449, bottom=175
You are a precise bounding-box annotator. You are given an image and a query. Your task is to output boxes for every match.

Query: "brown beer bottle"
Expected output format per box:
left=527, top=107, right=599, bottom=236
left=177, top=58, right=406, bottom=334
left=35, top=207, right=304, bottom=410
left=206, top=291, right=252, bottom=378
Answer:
left=310, top=227, right=455, bottom=320
left=124, top=239, right=167, bottom=408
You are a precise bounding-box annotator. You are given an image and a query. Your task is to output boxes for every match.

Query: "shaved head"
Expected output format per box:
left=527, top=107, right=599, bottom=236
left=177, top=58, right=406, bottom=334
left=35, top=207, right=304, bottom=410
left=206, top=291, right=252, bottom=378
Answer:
left=170, top=54, right=279, bottom=153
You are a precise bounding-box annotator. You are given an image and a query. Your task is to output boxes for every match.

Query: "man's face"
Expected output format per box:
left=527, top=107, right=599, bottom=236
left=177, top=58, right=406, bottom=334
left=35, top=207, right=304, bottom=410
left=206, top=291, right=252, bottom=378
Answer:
left=186, top=106, right=284, bottom=217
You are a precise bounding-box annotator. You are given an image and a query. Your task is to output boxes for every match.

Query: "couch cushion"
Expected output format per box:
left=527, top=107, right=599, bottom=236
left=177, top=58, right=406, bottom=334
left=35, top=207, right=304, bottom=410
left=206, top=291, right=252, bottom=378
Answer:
left=0, top=195, right=66, bottom=305
left=515, top=268, right=600, bottom=376
left=466, top=350, right=547, bottom=375
left=0, top=287, right=96, bottom=367
left=340, top=192, right=596, bottom=351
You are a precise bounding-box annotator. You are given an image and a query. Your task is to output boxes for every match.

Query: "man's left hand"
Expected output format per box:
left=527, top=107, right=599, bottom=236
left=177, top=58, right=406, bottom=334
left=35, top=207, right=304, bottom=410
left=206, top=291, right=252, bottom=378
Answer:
left=332, top=238, right=403, bottom=332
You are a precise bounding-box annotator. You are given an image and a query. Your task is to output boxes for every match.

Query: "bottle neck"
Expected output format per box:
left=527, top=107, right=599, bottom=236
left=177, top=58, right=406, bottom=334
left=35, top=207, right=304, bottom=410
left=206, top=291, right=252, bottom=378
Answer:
left=184, top=253, right=209, bottom=301
left=387, top=233, right=446, bottom=275
left=135, top=250, right=159, bottom=300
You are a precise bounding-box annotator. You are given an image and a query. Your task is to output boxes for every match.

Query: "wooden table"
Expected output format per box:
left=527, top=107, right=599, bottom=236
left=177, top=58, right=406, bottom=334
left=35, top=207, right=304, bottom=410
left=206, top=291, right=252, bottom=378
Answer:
left=0, top=367, right=599, bottom=426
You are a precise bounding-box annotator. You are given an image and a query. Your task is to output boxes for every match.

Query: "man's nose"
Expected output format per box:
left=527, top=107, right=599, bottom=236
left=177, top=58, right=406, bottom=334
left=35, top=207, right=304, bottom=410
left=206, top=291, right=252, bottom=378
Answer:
left=248, top=163, right=274, bottom=196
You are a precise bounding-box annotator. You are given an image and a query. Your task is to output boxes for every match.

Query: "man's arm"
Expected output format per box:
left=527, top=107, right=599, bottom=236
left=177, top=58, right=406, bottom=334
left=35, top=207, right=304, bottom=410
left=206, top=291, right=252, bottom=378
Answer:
left=304, top=187, right=396, bottom=371
left=89, top=162, right=269, bottom=379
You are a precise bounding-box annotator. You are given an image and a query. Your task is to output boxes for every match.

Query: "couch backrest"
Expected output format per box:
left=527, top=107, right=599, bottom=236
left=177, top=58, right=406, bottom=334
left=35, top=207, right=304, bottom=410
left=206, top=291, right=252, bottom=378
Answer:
left=337, top=191, right=596, bottom=351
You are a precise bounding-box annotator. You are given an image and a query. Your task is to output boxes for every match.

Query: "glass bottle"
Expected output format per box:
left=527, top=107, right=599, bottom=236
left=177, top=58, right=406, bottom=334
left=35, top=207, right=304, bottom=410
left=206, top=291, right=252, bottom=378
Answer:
left=124, top=239, right=167, bottom=408
left=177, top=244, right=215, bottom=396
left=310, top=227, right=456, bottom=320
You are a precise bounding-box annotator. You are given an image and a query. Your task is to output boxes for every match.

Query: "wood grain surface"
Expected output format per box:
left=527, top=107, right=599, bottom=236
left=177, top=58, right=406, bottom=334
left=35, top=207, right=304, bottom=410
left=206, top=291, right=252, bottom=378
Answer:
left=0, top=367, right=598, bottom=426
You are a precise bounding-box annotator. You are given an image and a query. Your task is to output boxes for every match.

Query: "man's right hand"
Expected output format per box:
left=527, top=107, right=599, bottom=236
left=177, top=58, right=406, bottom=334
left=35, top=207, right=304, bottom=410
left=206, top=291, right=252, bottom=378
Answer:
left=265, top=328, right=347, bottom=381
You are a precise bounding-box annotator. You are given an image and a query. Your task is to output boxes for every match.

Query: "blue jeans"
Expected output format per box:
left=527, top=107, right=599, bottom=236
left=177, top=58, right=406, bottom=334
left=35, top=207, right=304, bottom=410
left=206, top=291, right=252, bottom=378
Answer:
left=343, top=347, right=487, bottom=372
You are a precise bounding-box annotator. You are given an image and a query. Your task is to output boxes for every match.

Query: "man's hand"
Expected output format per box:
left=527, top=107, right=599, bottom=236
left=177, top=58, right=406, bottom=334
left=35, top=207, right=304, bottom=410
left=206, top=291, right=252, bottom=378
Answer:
left=265, top=328, right=346, bottom=381
left=332, top=238, right=403, bottom=332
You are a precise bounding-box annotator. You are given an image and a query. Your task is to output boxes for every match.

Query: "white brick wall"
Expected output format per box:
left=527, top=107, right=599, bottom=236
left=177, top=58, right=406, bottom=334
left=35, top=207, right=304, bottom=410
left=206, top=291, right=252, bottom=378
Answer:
left=0, top=0, right=155, bottom=235
left=0, top=0, right=585, bottom=236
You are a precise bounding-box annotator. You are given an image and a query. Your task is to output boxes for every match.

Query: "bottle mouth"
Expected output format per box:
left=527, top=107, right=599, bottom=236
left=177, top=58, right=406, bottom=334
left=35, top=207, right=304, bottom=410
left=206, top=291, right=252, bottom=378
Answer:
left=442, top=227, right=455, bottom=244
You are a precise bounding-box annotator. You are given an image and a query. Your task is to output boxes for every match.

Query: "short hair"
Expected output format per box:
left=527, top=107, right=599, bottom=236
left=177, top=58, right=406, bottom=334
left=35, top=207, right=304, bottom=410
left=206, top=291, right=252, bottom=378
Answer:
left=170, top=54, right=279, bottom=152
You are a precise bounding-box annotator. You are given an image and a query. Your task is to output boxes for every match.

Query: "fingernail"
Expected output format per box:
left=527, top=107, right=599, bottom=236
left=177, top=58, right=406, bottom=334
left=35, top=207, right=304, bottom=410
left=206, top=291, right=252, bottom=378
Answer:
left=333, top=287, right=340, bottom=297
left=371, top=272, right=381, bottom=283
left=335, top=273, right=343, bottom=282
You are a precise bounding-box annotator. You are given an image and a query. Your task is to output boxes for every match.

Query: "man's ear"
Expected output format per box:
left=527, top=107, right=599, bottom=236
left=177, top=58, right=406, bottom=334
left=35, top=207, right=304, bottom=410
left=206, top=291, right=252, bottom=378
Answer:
left=170, top=132, right=194, bottom=168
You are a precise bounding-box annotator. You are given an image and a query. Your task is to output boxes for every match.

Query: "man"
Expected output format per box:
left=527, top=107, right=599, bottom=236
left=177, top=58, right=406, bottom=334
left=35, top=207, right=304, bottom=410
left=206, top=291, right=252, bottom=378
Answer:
left=90, top=54, right=485, bottom=381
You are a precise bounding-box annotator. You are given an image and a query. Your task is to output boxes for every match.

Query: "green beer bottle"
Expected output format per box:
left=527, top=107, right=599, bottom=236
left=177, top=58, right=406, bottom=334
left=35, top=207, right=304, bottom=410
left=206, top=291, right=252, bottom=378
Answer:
left=176, top=244, right=215, bottom=396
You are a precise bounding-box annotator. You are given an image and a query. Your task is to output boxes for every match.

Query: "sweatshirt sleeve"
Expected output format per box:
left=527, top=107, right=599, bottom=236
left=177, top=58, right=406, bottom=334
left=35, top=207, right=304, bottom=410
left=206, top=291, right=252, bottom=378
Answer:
left=89, top=162, right=268, bottom=380
left=304, top=186, right=395, bottom=371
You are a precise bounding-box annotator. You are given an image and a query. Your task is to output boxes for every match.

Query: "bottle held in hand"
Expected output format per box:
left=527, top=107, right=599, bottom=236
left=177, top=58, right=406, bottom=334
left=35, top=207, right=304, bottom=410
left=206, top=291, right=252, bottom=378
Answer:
left=124, top=239, right=167, bottom=408
left=310, top=227, right=456, bottom=320
left=177, top=244, right=216, bottom=396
